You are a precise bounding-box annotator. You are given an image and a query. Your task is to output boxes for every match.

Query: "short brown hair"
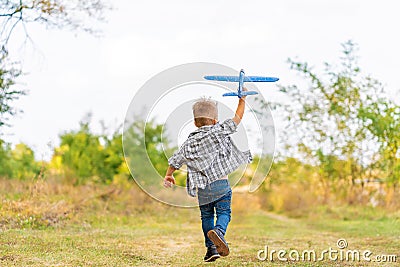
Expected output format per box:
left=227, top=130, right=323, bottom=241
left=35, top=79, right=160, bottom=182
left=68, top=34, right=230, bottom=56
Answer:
left=192, top=98, right=218, bottom=127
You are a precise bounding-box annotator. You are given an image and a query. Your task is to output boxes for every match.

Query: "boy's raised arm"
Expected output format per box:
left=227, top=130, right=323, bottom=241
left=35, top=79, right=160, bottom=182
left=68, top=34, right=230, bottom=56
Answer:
left=232, top=94, right=246, bottom=125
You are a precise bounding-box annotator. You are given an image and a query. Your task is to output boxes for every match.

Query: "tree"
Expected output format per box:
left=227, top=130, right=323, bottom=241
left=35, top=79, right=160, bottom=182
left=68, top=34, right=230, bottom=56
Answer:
left=359, top=98, right=400, bottom=188
left=1, top=0, right=109, bottom=49
left=0, top=140, right=41, bottom=179
left=9, top=143, right=41, bottom=179
left=267, top=41, right=392, bottom=190
left=0, top=51, right=24, bottom=128
left=0, top=139, right=12, bottom=177
left=53, top=119, right=124, bottom=184
left=123, top=119, right=173, bottom=184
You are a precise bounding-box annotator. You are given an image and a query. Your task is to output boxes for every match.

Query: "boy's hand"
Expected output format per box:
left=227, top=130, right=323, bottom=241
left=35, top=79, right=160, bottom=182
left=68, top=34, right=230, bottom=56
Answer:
left=241, top=87, right=248, bottom=99
left=163, top=175, right=176, bottom=188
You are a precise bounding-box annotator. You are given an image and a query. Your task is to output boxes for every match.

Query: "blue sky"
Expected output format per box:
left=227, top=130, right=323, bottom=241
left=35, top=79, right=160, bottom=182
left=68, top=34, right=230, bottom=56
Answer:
left=4, top=0, right=400, bottom=160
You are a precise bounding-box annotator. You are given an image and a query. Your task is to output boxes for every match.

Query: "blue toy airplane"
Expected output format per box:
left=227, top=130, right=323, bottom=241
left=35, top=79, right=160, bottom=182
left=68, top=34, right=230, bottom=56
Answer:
left=204, top=69, right=279, bottom=98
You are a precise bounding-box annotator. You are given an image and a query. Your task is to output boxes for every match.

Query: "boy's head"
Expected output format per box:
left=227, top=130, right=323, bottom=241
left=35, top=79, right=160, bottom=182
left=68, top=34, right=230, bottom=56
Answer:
left=192, top=97, right=218, bottom=127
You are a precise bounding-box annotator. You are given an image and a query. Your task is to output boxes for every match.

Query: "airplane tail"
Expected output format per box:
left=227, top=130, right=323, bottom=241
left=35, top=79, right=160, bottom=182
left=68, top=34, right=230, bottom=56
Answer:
left=222, top=91, right=258, bottom=97
left=241, top=91, right=258, bottom=96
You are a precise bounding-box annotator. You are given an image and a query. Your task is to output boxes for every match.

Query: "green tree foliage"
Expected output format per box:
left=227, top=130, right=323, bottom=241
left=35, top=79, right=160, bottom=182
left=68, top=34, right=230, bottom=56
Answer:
left=266, top=41, right=400, bottom=192
left=53, top=120, right=124, bottom=184
left=123, top=119, right=180, bottom=186
left=0, top=139, right=12, bottom=177
left=0, top=140, right=41, bottom=179
left=270, top=41, right=395, bottom=188
left=359, top=98, right=400, bottom=187
left=9, top=143, right=41, bottom=179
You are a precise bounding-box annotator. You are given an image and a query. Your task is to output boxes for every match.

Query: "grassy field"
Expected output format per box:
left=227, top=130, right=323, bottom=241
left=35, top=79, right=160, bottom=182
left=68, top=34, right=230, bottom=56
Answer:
left=0, top=179, right=399, bottom=266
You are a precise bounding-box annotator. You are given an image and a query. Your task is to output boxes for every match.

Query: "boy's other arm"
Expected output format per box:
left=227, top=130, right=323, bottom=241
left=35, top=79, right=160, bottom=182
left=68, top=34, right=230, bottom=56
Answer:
left=232, top=95, right=246, bottom=125
left=163, top=165, right=176, bottom=188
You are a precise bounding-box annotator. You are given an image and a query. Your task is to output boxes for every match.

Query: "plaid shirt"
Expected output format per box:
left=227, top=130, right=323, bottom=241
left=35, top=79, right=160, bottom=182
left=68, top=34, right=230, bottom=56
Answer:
left=168, top=119, right=252, bottom=197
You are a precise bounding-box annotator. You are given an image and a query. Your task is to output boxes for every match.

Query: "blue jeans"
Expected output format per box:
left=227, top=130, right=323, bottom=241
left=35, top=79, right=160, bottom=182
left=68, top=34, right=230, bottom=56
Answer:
left=197, top=179, right=232, bottom=248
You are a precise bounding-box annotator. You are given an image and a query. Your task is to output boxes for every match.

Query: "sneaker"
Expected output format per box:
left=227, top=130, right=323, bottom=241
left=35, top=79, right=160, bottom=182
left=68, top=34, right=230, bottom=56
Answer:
left=207, top=228, right=230, bottom=256
left=204, top=245, right=220, bottom=262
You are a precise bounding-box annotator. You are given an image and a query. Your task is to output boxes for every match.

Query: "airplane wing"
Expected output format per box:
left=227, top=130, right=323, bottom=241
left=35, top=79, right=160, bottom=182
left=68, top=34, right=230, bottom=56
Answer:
left=204, top=76, right=279, bottom=82
left=241, top=91, right=259, bottom=96
left=204, top=76, right=240, bottom=82
left=243, top=76, right=279, bottom=82
left=222, top=92, right=240, bottom=97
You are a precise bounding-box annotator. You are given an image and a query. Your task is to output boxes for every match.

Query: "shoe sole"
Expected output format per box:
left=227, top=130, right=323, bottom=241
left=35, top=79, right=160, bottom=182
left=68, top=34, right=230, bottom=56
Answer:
left=207, top=230, right=230, bottom=256
left=204, top=254, right=220, bottom=262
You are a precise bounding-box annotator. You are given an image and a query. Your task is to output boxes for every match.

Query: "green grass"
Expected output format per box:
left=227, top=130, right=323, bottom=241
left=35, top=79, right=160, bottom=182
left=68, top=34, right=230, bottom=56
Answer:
left=1, top=203, right=399, bottom=266
left=0, top=178, right=399, bottom=266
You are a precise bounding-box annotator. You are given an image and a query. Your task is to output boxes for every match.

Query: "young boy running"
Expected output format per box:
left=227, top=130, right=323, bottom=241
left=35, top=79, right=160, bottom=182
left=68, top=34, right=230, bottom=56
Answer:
left=163, top=93, right=252, bottom=262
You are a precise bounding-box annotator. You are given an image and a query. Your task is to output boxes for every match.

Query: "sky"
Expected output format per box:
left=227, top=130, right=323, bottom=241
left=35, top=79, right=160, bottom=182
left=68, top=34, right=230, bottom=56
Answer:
left=3, top=0, right=400, bottom=160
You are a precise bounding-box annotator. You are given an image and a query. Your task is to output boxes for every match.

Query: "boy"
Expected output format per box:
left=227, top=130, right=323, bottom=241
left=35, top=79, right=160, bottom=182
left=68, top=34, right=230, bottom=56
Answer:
left=163, top=93, right=252, bottom=262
